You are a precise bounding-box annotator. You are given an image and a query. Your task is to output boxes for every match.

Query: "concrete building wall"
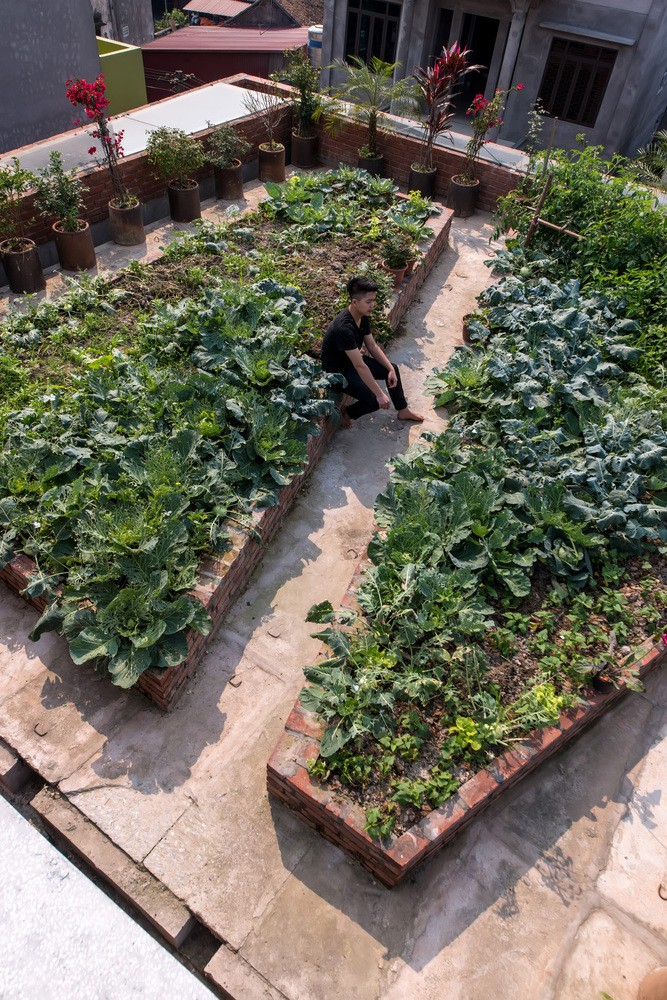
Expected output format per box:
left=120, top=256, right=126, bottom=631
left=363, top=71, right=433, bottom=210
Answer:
left=91, top=0, right=155, bottom=46
left=322, top=0, right=667, bottom=157
left=0, top=0, right=101, bottom=155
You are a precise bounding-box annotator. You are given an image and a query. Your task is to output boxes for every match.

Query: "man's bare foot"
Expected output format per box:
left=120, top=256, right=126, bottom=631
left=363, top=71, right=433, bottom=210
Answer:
left=341, top=404, right=353, bottom=428
left=397, top=407, right=425, bottom=422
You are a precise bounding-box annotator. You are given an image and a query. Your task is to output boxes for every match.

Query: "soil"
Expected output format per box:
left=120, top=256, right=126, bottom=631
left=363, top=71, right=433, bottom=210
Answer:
left=320, top=553, right=667, bottom=839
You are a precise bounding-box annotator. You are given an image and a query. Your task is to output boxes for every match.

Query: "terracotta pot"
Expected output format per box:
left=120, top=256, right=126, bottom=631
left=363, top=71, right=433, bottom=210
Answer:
left=0, top=238, right=46, bottom=294
left=291, top=132, right=317, bottom=169
left=450, top=175, right=480, bottom=218
left=405, top=257, right=416, bottom=276
left=168, top=181, right=201, bottom=223
left=358, top=152, right=383, bottom=176
left=385, top=264, right=407, bottom=288
left=259, top=143, right=286, bottom=183
left=408, top=165, right=437, bottom=197
left=52, top=220, right=96, bottom=271
left=108, top=200, right=145, bottom=246
left=214, top=161, right=244, bottom=200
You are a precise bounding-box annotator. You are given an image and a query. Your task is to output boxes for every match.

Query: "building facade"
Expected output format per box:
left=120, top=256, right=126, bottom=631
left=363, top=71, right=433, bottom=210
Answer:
left=91, top=0, right=155, bottom=46
left=0, top=0, right=102, bottom=154
left=320, top=0, right=667, bottom=156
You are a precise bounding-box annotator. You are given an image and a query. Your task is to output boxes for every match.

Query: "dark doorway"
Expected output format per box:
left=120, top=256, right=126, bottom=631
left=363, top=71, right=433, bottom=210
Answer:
left=425, top=7, right=454, bottom=66
left=454, top=12, right=499, bottom=111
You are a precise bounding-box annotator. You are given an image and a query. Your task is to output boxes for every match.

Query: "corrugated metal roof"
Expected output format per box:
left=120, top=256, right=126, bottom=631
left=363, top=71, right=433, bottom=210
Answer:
left=182, top=0, right=251, bottom=17
left=142, top=25, right=309, bottom=51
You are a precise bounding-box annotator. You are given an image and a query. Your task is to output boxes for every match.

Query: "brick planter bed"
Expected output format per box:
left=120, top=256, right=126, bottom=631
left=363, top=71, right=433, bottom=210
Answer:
left=268, top=561, right=667, bottom=888
left=0, top=208, right=453, bottom=711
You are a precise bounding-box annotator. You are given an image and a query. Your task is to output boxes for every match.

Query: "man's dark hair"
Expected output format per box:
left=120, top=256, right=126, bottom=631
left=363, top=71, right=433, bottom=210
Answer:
left=347, top=275, right=379, bottom=300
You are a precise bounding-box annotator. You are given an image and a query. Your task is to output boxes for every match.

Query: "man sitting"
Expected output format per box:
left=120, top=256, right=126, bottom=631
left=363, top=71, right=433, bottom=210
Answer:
left=321, top=276, right=424, bottom=426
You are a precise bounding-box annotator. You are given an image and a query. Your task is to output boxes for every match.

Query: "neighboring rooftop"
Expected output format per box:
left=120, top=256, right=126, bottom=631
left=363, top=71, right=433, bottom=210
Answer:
left=141, top=24, right=309, bottom=50
left=182, top=0, right=252, bottom=17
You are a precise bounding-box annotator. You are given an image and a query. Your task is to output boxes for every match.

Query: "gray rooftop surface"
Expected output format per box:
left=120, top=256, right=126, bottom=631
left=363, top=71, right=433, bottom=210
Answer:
left=0, top=794, right=215, bottom=1000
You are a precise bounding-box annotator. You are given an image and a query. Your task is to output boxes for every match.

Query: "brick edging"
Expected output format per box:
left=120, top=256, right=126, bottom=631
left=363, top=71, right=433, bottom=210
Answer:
left=268, top=579, right=667, bottom=887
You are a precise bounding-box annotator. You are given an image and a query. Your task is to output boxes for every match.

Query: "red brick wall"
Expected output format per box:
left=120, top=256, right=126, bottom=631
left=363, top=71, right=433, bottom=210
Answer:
left=12, top=96, right=293, bottom=247
left=316, top=117, right=522, bottom=213
left=229, top=75, right=523, bottom=211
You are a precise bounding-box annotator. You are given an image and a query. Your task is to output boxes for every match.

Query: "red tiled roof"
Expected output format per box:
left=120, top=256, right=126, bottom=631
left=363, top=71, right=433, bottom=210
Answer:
left=142, top=25, right=309, bottom=50
left=277, top=0, right=323, bottom=26
left=182, top=0, right=251, bottom=16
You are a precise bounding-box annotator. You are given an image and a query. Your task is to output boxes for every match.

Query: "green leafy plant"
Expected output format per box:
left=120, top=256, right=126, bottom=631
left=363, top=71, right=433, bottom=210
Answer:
left=277, top=48, right=324, bottom=138
left=0, top=158, right=36, bottom=249
left=206, top=124, right=251, bottom=169
left=33, top=150, right=88, bottom=232
left=146, top=126, right=205, bottom=188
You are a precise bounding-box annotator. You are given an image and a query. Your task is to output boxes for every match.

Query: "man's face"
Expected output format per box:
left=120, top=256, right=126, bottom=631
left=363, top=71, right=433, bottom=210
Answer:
left=353, top=292, right=377, bottom=316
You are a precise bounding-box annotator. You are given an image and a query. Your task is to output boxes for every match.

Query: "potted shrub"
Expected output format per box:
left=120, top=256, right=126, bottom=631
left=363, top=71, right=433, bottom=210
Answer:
left=207, top=123, right=251, bottom=200
left=33, top=150, right=96, bottom=272
left=450, top=83, right=524, bottom=217
left=0, top=158, right=45, bottom=294
left=146, top=125, right=205, bottom=223
left=327, top=56, right=416, bottom=176
left=382, top=228, right=411, bottom=287
left=279, top=48, right=324, bottom=169
left=411, top=43, right=482, bottom=197
left=242, top=86, right=288, bottom=183
left=66, top=74, right=144, bottom=246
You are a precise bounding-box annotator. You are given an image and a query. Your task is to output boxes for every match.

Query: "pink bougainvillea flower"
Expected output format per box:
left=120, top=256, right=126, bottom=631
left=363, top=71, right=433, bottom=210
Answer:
left=88, top=146, right=97, bottom=155
left=662, top=633, right=667, bottom=646
left=517, top=82, right=525, bottom=91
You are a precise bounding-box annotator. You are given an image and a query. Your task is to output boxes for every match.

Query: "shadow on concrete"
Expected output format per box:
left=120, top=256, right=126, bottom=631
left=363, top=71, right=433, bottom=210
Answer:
left=270, top=667, right=666, bottom=974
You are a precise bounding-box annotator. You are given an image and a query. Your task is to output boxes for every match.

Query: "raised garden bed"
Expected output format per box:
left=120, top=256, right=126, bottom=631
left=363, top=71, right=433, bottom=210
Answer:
left=268, top=626, right=666, bottom=888
left=268, top=270, right=667, bottom=882
left=0, top=169, right=453, bottom=709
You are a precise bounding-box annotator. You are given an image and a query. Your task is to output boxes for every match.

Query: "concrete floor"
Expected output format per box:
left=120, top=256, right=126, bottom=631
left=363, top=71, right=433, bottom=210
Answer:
left=1, top=193, right=666, bottom=999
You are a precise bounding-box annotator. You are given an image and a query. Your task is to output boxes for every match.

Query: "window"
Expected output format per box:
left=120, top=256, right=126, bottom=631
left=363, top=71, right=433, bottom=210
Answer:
left=538, top=38, right=617, bottom=128
left=345, top=0, right=401, bottom=64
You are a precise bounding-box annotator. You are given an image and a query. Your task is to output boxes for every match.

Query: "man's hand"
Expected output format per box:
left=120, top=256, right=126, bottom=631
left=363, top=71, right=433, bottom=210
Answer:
left=376, top=391, right=391, bottom=409
left=386, top=366, right=398, bottom=389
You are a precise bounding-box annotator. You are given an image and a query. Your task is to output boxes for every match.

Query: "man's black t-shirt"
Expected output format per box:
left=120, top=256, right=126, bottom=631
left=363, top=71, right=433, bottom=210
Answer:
left=321, top=309, right=370, bottom=372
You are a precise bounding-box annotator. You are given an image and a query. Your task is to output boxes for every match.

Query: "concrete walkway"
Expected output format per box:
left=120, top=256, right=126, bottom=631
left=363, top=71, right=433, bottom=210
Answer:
left=0, top=198, right=666, bottom=999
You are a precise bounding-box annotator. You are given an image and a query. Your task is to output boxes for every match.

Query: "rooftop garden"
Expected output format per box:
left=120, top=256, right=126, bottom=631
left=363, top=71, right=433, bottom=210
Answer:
left=298, top=146, right=667, bottom=842
left=0, top=168, right=439, bottom=689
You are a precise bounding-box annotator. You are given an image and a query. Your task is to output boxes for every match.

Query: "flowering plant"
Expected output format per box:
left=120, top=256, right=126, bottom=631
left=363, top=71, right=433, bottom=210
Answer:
left=457, top=83, right=524, bottom=183
left=65, top=74, right=137, bottom=208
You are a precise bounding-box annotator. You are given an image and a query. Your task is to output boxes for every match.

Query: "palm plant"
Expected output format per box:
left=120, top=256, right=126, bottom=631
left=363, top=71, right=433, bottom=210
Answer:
left=328, top=56, right=417, bottom=158
left=412, top=43, right=482, bottom=171
left=633, top=130, right=667, bottom=190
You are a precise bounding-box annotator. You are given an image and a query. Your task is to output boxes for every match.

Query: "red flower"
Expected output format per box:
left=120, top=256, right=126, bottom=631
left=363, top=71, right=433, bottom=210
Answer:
left=88, top=146, right=97, bottom=155
left=517, top=82, right=525, bottom=91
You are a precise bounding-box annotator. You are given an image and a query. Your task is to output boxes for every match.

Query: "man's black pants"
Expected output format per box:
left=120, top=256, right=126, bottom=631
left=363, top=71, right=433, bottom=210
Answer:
left=331, top=356, right=408, bottom=420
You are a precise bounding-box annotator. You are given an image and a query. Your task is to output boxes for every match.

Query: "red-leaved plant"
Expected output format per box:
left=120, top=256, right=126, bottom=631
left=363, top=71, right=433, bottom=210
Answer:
left=457, top=82, right=525, bottom=183
left=65, top=74, right=137, bottom=208
left=412, top=42, right=483, bottom=172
